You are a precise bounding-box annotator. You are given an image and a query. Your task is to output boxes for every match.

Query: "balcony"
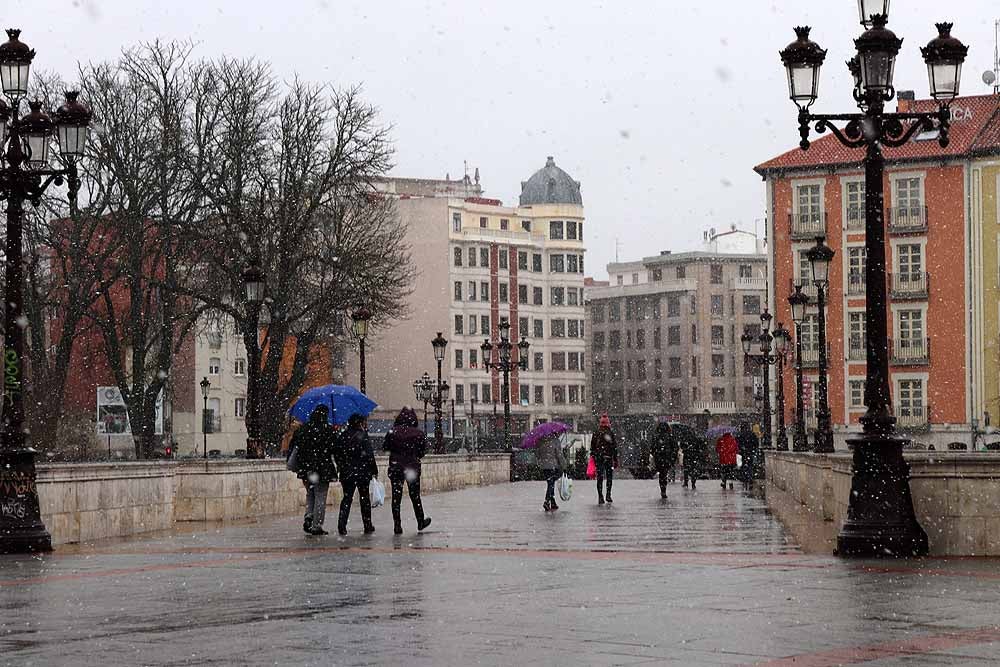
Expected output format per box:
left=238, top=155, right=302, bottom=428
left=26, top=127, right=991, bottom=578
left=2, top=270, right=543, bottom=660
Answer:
left=890, top=337, right=929, bottom=365
left=800, top=342, right=821, bottom=367
left=887, top=206, right=928, bottom=234
left=846, top=273, right=866, bottom=297
left=788, top=279, right=818, bottom=303
left=845, top=206, right=866, bottom=231
left=732, top=276, right=766, bottom=291
left=890, top=271, right=929, bottom=300
left=691, top=400, right=739, bottom=414
left=789, top=211, right=827, bottom=240
left=847, top=340, right=866, bottom=362
left=895, top=403, right=930, bottom=430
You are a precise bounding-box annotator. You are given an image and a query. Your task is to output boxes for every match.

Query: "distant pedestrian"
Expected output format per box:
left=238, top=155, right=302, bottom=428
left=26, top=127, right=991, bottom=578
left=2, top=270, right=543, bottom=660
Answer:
left=716, top=431, right=739, bottom=490
left=336, top=413, right=378, bottom=535
left=651, top=421, right=679, bottom=499
left=383, top=406, right=432, bottom=534
left=291, top=405, right=339, bottom=536
left=537, top=433, right=569, bottom=512
left=680, top=430, right=705, bottom=490
left=736, top=422, right=760, bottom=490
left=591, top=414, right=618, bottom=504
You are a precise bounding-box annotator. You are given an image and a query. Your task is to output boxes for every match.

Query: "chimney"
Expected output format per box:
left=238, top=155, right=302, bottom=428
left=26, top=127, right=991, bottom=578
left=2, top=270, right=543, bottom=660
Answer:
left=897, top=90, right=915, bottom=112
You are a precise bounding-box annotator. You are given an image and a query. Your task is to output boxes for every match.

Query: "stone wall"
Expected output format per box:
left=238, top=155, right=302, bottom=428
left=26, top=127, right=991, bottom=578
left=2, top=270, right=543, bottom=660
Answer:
left=765, top=451, right=1000, bottom=556
left=36, top=454, right=510, bottom=546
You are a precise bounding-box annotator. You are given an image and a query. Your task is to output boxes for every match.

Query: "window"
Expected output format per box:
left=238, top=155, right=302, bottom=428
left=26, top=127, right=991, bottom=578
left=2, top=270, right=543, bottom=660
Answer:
left=532, top=253, right=543, bottom=272
left=669, top=357, right=682, bottom=378
left=568, top=352, right=581, bottom=371
left=609, top=302, right=621, bottom=321
left=800, top=314, right=819, bottom=351
left=667, top=295, right=681, bottom=317
left=518, top=284, right=528, bottom=304
left=454, top=281, right=462, bottom=301
left=481, top=315, right=490, bottom=333
left=742, top=295, right=761, bottom=315
left=898, top=309, right=924, bottom=344
left=711, top=325, right=724, bottom=346
left=636, top=360, right=647, bottom=380
left=208, top=357, right=221, bottom=375
left=710, top=264, right=723, bottom=284
left=796, top=183, right=822, bottom=218
left=711, top=354, right=725, bottom=377
left=234, top=358, right=246, bottom=376
left=480, top=247, right=489, bottom=267
left=455, top=384, right=465, bottom=404
left=691, top=324, right=698, bottom=344
left=454, top=315, right=464, bottom=335
left=796, top=248, right=812, bottom=288
left=848, top=312, right=866, bottom=355
left=669, top=387, right=682, bottom=407
left=454, top=247, right=463, bottom=267
left=897, top=243, right=923, bottom=278
left=452, top=212, right=462, bottom=231
left=479, top=216, right=488, bottom=228
left=593, top=331, right=606, bottom=350
left=654, top=358, right=663, bottom=379
left=653, top=327, right=661, bottom=349
left=499, top=248, right=508, bottom=270
left=499, top=284, right=509, bottom=303
left=567, top=220, right=578, bottom=240
left=469, top=316, right=478, bottom=336
left=691, top=386, right=699, bottom=402
left=455, top=349, right=464, bottom=369
left=534, top=385, right=544, bottom=404
left=500, top=218, right=509, bottom=231
left=482, top=384, right=491, bottom=404
left=894, top=176, right=923, bottom=210
left=551, top=319, right=566, bottom=337
left=567, top=254, right=579, bottom=273
left=550, top=254, right=565, bottom=273
left=609, top=360, right=623, bottom=380
left=553, top=385, right=566, bottom=404
left=549, top=221, right=564, bottom=239
left=551, top=287, right=565, bottom=306
left=519, top=317, right=529, bottom=338
left=652, top=268, right=663, bottom=281
left=533, top=319, right=544, bottom=339
left=471, top=384, right=479, bottom=402
left=711, top=295, right=724, bottom=316
left=712, top=387, right=727, bottom=402
left=567, top=289, right=579, bottom=306
left=518, top=251, right=528, bottom=271
left=848, top=246, right=867, bottom=291
left=592, top=303, right=605, bottom=323
left=739, top=264, right=753, bottom=278
left=569, top=385, right=580, bottom=403
left=626, top=331, right=633, bottom=349
left=676, top=265, right=686, bottom=279
left=480, top=282, right=489, bottom=302
left=468, top=281, right=477, bottom=301
left=568, top=319, right=580, bottom=338
left=849, top=379, right=866, bottom=409
left=470, top=349, right=478, bottom=368
left=626, top=360, right=633, bottom=380
left=534, top=352, right=544, bottom=371
left=609, top=330, right=622, bottom=350
left=632, top=273, right=639, bottom=284
left=234, top=397, right=246, bottom=418
left=691, top=356, right=699, bottom=377
left=690, top=295, right=697, bottom=315
left=468, top=247, right=477, bottom=267
left=552, top=352, right=567, bottom=371
left=897, top=378, right=925, bottom=417
left=668, top=325, right=681, bottom=346
left=522, top=220, right=531, bottom=232
left=636, top=328, right=646, bottom=350
left=845, top=180, right=865, bottom=226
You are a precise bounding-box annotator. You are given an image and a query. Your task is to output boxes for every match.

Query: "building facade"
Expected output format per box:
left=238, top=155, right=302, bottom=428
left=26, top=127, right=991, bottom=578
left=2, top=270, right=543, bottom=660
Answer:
left=756, top=92, right=1000, bottom=450
left=343, top=157, right=588, bottom=443
left=587, top=228, right=767, bottom=423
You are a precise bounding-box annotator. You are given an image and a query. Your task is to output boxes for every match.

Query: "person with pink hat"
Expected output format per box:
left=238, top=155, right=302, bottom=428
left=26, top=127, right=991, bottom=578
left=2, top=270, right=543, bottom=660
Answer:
left=590, top=414, right=618, bottom=504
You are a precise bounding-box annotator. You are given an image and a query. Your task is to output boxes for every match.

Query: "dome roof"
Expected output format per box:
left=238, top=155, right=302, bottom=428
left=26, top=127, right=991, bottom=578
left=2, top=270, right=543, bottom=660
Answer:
left=519, top=156, right=582, bottom=206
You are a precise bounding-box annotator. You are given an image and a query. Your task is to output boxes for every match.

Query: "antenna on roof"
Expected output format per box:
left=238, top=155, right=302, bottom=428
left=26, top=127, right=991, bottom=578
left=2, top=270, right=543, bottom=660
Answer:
left=986, top=20, right=1000, bottom=95
left=615, top=237, right=622, bottom=263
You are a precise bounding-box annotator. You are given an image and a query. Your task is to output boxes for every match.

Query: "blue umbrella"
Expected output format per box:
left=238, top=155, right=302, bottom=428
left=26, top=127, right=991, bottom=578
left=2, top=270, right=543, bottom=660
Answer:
left=289, top=384, right=377, bottom=426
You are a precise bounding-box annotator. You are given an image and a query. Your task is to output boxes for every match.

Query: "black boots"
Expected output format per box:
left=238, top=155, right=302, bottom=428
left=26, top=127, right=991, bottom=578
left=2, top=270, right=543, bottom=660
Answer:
left=417, top=517, right=432, bottom=531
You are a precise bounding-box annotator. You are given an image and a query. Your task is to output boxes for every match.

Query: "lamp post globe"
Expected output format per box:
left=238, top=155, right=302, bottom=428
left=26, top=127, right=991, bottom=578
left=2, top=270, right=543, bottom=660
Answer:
left=857, top=0, right=890, bottom=27
left=854, top=14, right=903, bottom=96
left=432, top=332, right=448, bottom=362
left=0, top=29, right=33, bottom=98
left=20, top=100, right=53, bottom=167
left=242, top=264, right=266, bottom=305
left=517, top=338, right=530, bottom=370
left=807, top=236, right=834, bottom=286
left=53, top=91, right=91, bottom=159
left=741, top=332, right=754, bottom=356
left=788, top=284, right=809, bottom=323
left=921, top=23, right=968, bottom=102
left=350, top=305, right=372, bottom=341
left=780, top=26, right=827, bottom=110
left=772, top=324, right=791, bottom=355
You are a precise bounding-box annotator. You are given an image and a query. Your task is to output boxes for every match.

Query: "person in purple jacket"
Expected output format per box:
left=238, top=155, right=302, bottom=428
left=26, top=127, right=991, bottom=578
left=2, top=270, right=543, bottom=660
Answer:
left=383, top=407, right=433, bottom=534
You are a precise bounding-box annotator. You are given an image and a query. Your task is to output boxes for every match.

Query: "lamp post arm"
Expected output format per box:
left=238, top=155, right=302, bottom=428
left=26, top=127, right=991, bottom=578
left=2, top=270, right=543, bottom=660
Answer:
left=799, top=107, right=951, bottom=151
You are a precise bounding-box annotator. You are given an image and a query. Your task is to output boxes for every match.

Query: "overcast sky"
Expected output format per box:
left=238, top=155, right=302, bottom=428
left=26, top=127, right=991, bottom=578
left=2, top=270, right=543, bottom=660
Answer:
left=8, top=1, right=999, bottom=277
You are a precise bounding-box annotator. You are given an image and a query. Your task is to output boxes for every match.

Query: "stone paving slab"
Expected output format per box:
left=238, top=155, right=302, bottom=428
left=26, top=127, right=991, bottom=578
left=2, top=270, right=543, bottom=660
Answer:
left=3, top=480, right=1000, bottom=665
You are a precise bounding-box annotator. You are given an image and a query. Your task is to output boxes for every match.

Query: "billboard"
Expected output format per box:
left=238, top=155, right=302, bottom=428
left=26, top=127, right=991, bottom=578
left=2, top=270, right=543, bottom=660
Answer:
left=97, top=386, right=163, bottom=435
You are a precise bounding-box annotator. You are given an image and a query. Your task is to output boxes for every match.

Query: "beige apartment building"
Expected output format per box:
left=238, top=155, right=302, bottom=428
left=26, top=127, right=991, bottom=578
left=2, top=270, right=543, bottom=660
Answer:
left=342, top=158, right=588, bottom=442
left=587, top=227, right=768, bottom=424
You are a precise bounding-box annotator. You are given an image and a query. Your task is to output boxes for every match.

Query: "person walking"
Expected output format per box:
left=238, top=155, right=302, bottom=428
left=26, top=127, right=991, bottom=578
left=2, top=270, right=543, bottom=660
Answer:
left=291, top=405, right=339, bottom=536
left=537, top=434, right=569, bottom=512
left=736, top=422, right=760, bottom=490
left=591, top=414, right=618, bottom=504
left=680, top=429, right=705, bottom=490
left=651, top=421, right=679, bottom=499
left=716, top=430, right=739, bottom=490
left=336, top=413, right=378, bottom=535
left=383, top=406, right=432, bottom=534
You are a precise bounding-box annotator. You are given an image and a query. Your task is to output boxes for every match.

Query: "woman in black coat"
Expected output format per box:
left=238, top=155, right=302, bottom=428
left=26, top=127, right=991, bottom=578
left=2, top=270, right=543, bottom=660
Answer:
left=336, top=413, right=378, bottom=535
left=290, top=405, right=339, bottom=535
left=736, top=422, right=760, bottom=490
left=383, top=406, right=432, bottom=534
left=651, top=421, right=679, bottom=499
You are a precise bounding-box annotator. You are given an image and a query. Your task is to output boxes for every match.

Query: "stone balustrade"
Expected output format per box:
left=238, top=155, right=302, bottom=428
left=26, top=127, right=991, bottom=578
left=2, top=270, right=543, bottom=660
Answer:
left=765, top=451, right=1000, bottom=556
left=35, top=454, right=510, bottom=546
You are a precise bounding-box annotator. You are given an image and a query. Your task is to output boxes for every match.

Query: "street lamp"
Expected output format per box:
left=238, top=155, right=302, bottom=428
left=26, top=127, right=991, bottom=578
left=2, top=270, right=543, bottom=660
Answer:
left=807, top=237, right=835, bottom=454
left=788, top=285, right=810, bottom=452
left=741, top=310, right=780, bottom=450
left=0, top=29, right=93, bottom=554
left=241, top=262, right=266, bottom=459
left=772, top=324, right=792, bottom=452
left=482, top=320, right=529, bottom=451
left=200, top=376, right=211, bottom=460
left=778, top=11, right=963, bottom=556
left=413, top=372, right=434, bottom=433
left=350, top=305, right=372, bottom=395
left=431, top=332, right=448, bottom=454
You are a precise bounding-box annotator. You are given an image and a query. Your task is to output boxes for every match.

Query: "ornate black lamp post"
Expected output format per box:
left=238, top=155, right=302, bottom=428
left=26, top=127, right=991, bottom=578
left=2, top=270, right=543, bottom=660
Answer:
left=788, top=285, right=811, bottom=452
left=242, top=263, right=266, bottom=459
left=481, top=321, right=529, bottom=451
left=0, top=30, right=93, bottom=554
left=807, top=237, right=836, bottom=453
left=350, top=305, right=372, bottom=395
left=413, top=372, right=433, bottom=433
left=431, top=333, right=449, bottom=454
left=779, top=6, right=965, bottom=556
left=200, top=376, right=211, bottom=459
left=741, top=310, right=778, bottom=450
left=771, top=324, right=792, bottom=451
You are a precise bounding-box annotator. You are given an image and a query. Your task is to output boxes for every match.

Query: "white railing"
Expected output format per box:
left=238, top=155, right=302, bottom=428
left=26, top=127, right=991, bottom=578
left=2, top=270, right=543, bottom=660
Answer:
left=733, top=277, right=766, bottom=291
left=691, top=400, right=739, bottom=414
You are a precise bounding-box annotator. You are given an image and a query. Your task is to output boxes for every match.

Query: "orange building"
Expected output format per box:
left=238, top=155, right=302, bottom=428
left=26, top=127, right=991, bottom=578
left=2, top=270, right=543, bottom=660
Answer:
left=756, top=92, right=1000, bottom=450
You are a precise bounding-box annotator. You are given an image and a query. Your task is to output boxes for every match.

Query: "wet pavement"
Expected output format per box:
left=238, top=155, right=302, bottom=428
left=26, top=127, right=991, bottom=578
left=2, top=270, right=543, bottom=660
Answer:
left=3, top=480, right=1000, bottom=666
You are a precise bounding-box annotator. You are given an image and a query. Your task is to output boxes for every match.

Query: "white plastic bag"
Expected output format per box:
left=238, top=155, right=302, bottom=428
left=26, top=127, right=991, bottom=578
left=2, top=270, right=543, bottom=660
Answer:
left=736, top=454, right=743, bottom=469
left=558, top=474, right=573, bottom=502
left=369, top=478, right=386, bottom=508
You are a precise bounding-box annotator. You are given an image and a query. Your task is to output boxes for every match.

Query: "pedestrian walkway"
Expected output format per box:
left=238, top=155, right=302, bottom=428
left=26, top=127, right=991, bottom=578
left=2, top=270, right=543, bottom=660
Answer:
left=3, top=480, right=1000, bottom=665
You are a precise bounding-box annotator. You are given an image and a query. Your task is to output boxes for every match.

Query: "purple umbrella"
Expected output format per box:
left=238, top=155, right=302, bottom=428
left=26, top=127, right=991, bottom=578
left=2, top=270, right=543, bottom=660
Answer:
left=520, top=422, right=571, bottom=449
left=705, top=425, right=735, bottom=441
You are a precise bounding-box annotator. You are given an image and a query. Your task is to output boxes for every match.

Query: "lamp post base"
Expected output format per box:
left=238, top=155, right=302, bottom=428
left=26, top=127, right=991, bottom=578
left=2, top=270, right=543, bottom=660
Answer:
left=245, top=438, right=265, bottom=459
left=836, top=432, right=928, bottom=558
left=792, top=433, right=811, bottom=452
left=0, top=449, right=53, bottom=554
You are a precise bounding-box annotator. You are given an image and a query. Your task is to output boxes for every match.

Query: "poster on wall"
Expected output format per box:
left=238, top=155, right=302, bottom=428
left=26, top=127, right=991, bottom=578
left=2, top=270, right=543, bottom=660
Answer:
left=96, top=386, right=163, bottom=435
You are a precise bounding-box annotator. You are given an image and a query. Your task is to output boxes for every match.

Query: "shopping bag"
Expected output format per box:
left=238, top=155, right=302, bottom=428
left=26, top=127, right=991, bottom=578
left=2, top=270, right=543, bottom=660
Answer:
left=736, top=454, right=743, bottom=469
left=558, top=474, right=573, bottom=502
left=285, top=444, right=299, bottom=472
left=369, top=478, right=386, bottom=508
left=586, top=456, right=597, bottom=479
